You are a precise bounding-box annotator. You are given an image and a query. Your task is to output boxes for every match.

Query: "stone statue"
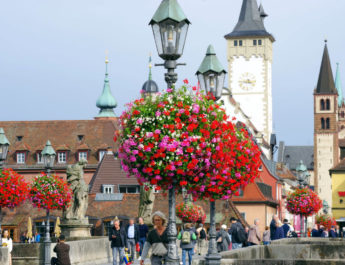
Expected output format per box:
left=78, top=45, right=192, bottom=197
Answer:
left=64, top=160, right=89, bottom=223
left=138, top=185, right=155, bottom=225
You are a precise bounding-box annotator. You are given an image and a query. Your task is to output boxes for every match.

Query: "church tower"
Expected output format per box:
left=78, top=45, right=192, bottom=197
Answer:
left=314, top=41, right=339, bottom=209
left=224, top=0, right=275, bottom=145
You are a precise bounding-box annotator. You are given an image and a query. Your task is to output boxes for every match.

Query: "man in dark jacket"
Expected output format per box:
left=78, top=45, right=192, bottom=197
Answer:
left=282, top=219, right=290, bottom=238
left=125, top=218, right=139, bottom=261
left=270, top=215, right=278, bottom=240
left=109, top=218, right=127, bottom=265
left=228, top=217, right=245, bottom=249
left=52, top=235, right=71, bottom=265
left=329, top=226, right=337, bottom=238
left=311, top=224, right=320, bottom=237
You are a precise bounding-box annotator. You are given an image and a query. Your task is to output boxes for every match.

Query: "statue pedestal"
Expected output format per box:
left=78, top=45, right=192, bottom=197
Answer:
left=60, top=219, right=92, bottom=238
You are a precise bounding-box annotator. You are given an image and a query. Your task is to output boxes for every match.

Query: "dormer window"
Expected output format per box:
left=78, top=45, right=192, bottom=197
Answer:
left=36, top=152, right=43, bottom=164
left=16, top=152, right=26, bottom=164
left=99, top=150, right=106, bottom=162
left=77, top=135, right=84, bottom=141
left=102, top=184, right=114, bottom=194
left=16, top=136, right=23, bottom=142
left=78, top=151, right=88, bottom=161
left=57, top=151, right=67, bottom=164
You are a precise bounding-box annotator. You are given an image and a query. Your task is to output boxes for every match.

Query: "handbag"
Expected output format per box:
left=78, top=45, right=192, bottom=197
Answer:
left=152, top=242, right=168, bottom=256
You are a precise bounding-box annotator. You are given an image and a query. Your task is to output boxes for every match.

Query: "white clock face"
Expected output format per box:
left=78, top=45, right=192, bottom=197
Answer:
left=239, top=72, right=256, bottom=91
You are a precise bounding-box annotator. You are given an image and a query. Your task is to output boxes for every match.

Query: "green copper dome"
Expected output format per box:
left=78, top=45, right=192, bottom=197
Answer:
left=96, top=59, right=117, bottom=118
left=335, top=63, right=344, bottom=107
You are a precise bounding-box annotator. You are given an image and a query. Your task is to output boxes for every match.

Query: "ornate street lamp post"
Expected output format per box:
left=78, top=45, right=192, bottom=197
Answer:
left=196, top=45, right=226, bottom=265
left=0, top=128, right=10, bottom=169
left=296, top=160, right=308, bottom=237
left=149, top=1, right=190, bottom=265
left=41, top=140, right=56, bottom=265
left=0, top=128, right=10, bottom=247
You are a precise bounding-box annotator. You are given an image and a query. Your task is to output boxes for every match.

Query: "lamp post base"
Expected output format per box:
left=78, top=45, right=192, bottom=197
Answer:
left=205, top=253, right=222, bottom=265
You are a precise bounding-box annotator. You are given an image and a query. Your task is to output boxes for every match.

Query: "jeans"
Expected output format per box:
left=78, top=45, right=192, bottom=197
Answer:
left=127, top=238, right=136, bottom=260
left=182, top=248, right=194, bottom=265
left=139, top=237, right=146, bottom=256
left=112, top=247, right=124, bottom=265
left=232, top=243, right=242, bottom=250
left=263, top=241, right=270, bottom=245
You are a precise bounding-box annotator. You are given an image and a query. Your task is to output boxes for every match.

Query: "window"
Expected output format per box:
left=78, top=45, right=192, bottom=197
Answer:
left=77, top=135, right=84, bottom=141
left=258, top=39, right=262, bottom=45
left=342, top=112, right=345, bottom=118
left=326, top=99, right=330, bottom=110
left=102, top=185, right=114, bottom=194
left=78, top=151, right=88, bottom=161
left=253, top=40, right=257, bottom=46
left=119, top=185, right=140, bottom=194
left=16, top=136, right=23, bottom=141
left=258, top=165, right=263, bottom=171
left=36, top=152, right=43, bottom=164
left=239, top=40, right=243, bottom=46
left=326, top=118, right=330, bottom=129
left=240, top=212, right=246, bottom=220
left=234, top=40, right=238, bottom=46
left=321, top=118, right=325, bottom=129
left=16, top=152, right=26, bottom=164
left=99, top=150, right=106, bottom=162
left=58, top=152, right=67, bottom=163
left=320, top=99, right=325, bottom=110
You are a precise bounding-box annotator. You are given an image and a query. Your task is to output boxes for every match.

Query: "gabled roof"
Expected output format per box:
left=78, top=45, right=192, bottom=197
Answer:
left=315, top=42, right=337, bottom=94
left=225, top=0, right=274, bottom=41
left=277, top=141, right=314, bottom=170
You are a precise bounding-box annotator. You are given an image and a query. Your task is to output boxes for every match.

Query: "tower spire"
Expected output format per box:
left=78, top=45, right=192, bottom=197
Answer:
left=96, top=54, right=117, bottom=118
left=316, top=41, right=337, bottom=94
left=335, top=63, right=344, bottom=106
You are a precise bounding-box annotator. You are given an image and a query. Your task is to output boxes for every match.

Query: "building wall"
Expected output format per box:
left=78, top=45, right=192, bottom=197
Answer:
left=332, top=172, right=345, bottom=219
left=226, top=36, right=273, bottom=145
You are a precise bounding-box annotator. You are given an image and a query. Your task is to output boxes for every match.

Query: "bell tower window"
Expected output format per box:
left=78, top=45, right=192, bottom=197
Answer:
left=326, top=118, right=330, bottom=129
left=320, top=99, right=325, bottom=110
left=326, top=99, right=330, bottom=110
left=321, top=118, right=325, bottom=129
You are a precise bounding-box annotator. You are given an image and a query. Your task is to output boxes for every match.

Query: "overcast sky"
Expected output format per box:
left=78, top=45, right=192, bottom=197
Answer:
left=1, top=0, right=345, bottom=146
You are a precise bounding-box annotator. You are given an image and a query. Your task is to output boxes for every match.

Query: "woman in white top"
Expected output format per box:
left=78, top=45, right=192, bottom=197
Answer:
left=2, top=229, right=13, bottom=265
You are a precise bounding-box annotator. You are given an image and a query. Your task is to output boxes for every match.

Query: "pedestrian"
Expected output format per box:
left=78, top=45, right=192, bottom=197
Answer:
left=140, top=211, right=168, bottom=265
left=270, top=215, right=278, bottom=240
left=2, top=229, right=13, bottom=265
left=248, top=219, right=261, bottom=246
left=228, top=217, right=246, bottom=250
left=216, top=224, right=230, bottom=252
left=109, top=218, right=127, bottom=265
left=262, top=226, right=270, bottom=245
left=196, top=223, right=207, bottom=255
left=178, top=223, right=197, bottom=265
left=336, top=225, right=341, bottom=237
left=138, top=217, right=149, bottom=256
left=282, top=219, right=290, bottom=238
left=20, top=231, right=28, bottom=243
left=51, top=235, right=71, bottom=265
left=274, top=220, right=284, bottom=240
left=35, top=232, right=41, bottom=243
left=126, top=218, right=139, bottom=261
left=319, top=225, right=327, bottom=238
left=329, top=226, right=337, bottom=238
left=311, top=224, right=319, bottom=237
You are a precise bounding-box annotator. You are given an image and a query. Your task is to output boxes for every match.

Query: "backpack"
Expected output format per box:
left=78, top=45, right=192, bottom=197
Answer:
left=181, top=231, right=191, bottom=244
left=199, top=229, right=206, bottom=239
left=236, top=225, right=247, bottom=243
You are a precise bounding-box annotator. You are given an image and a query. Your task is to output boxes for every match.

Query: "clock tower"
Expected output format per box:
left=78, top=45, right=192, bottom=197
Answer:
left=224, top=0, right=275, bottom=145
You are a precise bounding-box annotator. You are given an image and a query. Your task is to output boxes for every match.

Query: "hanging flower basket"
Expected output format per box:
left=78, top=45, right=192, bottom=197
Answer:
left=29, top=173, right=72, bottom=211
left=286, top=188, right=322, bottom=217
left=176, top=202, right=205, bottom=223
left=315, top=214, right=337, bottom=230
left=117, top=82, right=261, bottom=200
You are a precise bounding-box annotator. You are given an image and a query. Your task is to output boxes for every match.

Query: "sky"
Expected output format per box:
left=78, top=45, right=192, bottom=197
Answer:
left=1, top=0, right=345, bottom=146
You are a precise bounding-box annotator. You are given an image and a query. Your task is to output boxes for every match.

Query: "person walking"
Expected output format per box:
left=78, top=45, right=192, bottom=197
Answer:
left=311, top=224, right=319, bottom=237
left=109, top=218, right=127, bottom=265
left=20, top=231, right=28, bottom=243
left=2, top=229, right=13, bottom=265
left=216, top=224, right=230, bottom=252
left=228, top=217, right=246, bottom=250
left=178, top=223, right=197, bottom=265
left=329, top=226, right=337, bottom=238
left=126, top=218, right=139, bottom=261
left=140, top=211, right=168, bottom=265
left=138, top=217, right=148, bottom=256
left=247, top=219, right=261, bottom=246
left=282, top=219, right=290, bottom=238
left=270, top=215, right=278, bottom=240
left=34, top=232, right=41, bottom=243
left=196, top=224, right=207, bottom=255
left=274, top=220, right=284, bottom=240
left=262, top=226, right=270, bottom=245
left=52, top=235, right=71, bottom=265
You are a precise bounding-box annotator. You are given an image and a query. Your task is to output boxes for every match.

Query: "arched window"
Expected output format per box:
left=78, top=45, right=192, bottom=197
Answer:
left=326, top=118, right=330, bottom=129
left=321, top=118, right=325, bottom=129
left=341, top=111, right=344, bottom=118
left=320, top=99, right=325, bottom=110
left=326, top=99, right=330, bottom=110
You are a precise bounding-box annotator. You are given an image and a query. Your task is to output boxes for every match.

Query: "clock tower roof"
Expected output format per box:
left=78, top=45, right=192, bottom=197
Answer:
left=225, top=0, right=274, bottom=41
left=315, top=41, right=337, bottom=95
